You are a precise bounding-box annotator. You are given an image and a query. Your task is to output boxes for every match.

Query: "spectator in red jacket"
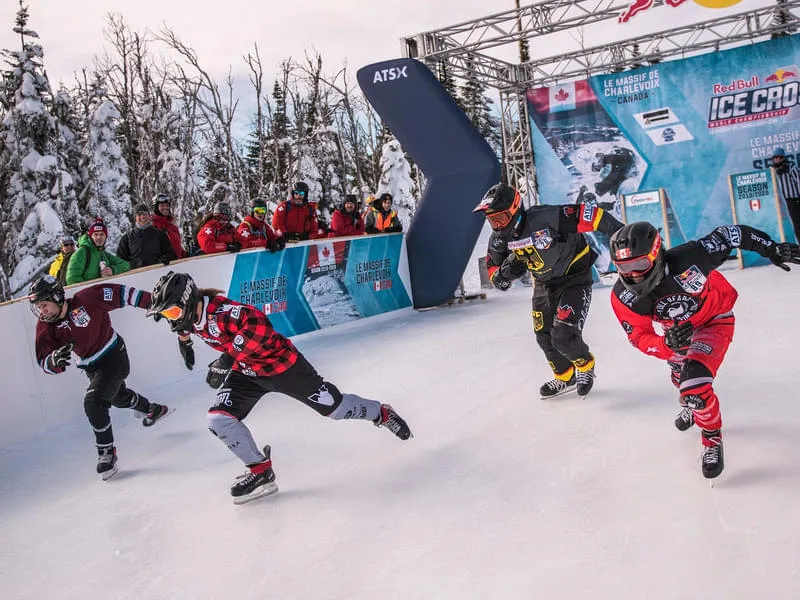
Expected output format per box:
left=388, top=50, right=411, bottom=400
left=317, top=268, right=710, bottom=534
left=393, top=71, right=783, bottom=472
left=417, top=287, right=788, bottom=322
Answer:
left=328, top=195, right=365, bottom=238
left=271, top=181, right=320, bottom=243
left=151, top=194, right=186, bottom=259
left=196, top=201, right=241, bottom=254
left=237, top=198, right=285, bottom=251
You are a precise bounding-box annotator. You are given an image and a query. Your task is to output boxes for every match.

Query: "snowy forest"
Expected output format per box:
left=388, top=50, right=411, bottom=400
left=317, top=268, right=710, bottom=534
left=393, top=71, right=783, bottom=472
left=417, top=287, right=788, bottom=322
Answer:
left=0, top=1, right=501, bottom=301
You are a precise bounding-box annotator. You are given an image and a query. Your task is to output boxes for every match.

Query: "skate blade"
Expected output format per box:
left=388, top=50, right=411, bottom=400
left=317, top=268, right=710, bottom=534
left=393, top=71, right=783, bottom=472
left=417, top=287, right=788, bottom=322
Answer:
left=99, top=465, right=119, bottom=481
left=232, top=482, right=279, bottom=505
left=539, top=387, right=577, bottom=400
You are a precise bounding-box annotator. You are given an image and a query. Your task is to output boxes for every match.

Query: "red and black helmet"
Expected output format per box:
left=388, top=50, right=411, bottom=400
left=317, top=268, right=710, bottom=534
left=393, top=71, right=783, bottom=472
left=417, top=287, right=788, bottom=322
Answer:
left=609, top=221, right=666, bottom=296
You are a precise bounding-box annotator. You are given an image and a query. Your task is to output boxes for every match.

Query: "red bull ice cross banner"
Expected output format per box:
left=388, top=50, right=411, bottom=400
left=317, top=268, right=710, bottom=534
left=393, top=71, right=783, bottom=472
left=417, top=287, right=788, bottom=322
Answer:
left=527, top=34, right=800, bottom=261
left=618, top=0, right=742, bottom=23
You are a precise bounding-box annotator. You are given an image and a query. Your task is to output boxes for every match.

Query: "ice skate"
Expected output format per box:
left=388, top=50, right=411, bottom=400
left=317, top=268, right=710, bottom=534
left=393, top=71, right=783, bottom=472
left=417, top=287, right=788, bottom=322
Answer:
left=701, top=430, right=724, bottom=479
left=142, top=403, right=171, bottom=427
left=374, top=404, right=412, bottom=440
left=539, top=373, right=576, bottom=399
left=232, top=445, right=278, bottom=504
left=674, top=406, right=694, bottom=431
left=97, top=447, right=118, bottom=481
left=575, top=360, right=595, bottom=397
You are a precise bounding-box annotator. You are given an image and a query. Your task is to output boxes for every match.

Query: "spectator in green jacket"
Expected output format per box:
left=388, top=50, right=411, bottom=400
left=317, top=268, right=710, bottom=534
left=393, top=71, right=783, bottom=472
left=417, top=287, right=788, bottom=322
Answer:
left=66, top=219, right=131, bottom=285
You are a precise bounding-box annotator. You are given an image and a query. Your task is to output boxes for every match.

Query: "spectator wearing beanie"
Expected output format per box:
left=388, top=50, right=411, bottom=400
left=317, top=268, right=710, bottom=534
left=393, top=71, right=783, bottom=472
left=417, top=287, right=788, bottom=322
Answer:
left=151, top=194, right=187, bottom=258
left=49, top=234, right=77, bottom=284
left=66, top=219, right=130, bottom=285
left=116, top=203, right=177, bottom=269
left=328, top=194, right=365, bottom=238
left=365, top=193, right=403, bottom=234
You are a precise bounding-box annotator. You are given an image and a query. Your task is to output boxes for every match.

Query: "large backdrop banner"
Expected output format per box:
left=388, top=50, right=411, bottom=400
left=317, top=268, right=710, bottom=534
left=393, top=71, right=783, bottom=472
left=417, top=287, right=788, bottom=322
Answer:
left=528, top=33, right=800, bottom=244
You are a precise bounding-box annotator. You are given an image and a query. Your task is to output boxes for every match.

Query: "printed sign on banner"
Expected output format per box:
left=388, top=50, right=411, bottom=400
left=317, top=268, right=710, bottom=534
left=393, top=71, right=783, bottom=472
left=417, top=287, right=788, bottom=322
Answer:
left=728, top=169, right=795, bottom=268
left=227, top=235, right=411, bottom=337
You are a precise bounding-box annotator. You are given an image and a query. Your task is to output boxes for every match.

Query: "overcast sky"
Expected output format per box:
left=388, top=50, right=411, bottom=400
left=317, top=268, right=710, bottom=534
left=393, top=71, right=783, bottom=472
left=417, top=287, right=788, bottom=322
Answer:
left=0, top=0, right=781, bottom=90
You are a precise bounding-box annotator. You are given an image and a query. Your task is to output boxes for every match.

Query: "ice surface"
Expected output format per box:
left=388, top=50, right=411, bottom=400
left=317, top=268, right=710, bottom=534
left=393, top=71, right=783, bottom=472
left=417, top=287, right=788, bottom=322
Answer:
left=2, top=265, right=800, bottom=599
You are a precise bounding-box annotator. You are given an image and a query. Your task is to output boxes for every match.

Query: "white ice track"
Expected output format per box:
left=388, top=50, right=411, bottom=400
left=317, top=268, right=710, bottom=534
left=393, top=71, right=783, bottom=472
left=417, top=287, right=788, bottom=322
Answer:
left=2, top=265, right=800, bottom=600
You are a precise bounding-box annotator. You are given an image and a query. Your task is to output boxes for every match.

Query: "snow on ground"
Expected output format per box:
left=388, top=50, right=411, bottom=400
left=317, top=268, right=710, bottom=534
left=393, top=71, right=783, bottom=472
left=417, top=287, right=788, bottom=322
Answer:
left=2, top=265, right=800, bottom=599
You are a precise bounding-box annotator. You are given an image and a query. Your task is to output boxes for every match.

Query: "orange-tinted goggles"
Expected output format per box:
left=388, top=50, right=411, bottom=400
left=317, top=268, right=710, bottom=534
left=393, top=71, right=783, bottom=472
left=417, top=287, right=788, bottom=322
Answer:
left=159, top=305, right=184, bottom=320
left=486, top=209, right=515, bottom=230
left=614, top=234, right=662, bottom=276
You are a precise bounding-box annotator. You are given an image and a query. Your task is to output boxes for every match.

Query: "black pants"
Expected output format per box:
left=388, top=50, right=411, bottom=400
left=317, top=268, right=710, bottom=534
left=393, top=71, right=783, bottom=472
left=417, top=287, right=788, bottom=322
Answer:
left=210, top=353, right=343, bottom=421
left=532, top=273, right=593, bottom=375
left=785, top=197, right=800, bottom=242
left=82, top=337, right=151, bottom=450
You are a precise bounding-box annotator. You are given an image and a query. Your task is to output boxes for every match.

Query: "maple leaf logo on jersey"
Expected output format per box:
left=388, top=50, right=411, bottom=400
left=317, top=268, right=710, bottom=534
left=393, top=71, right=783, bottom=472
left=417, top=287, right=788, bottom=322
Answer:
left=554, top=88, right=569, bottom=102
left=556, top=304, right=574, bottom=321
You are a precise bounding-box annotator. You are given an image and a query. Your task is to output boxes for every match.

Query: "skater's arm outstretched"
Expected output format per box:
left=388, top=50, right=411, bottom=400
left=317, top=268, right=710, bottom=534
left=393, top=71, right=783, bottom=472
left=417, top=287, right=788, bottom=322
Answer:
left=696, top=225, right=800, bottom=270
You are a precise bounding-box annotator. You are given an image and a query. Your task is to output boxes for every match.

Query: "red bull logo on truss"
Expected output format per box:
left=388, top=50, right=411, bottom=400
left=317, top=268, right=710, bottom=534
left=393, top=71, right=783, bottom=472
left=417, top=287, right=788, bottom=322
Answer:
left=619, top=0, right=742, bottom=24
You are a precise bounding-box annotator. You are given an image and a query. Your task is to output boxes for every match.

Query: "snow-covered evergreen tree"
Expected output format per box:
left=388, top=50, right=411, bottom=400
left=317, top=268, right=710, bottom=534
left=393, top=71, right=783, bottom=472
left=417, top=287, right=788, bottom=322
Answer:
left=80, top=81, right=130, bottom=250
left=461, top=55, right=502, bottom=156
left=0, top=2, right=73, bottom=296
left=376, top=138, right=416, bottom=230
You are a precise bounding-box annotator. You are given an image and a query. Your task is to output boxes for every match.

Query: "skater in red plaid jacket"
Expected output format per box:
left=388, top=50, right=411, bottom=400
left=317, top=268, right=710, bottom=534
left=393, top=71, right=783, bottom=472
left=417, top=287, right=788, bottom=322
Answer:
left=30, top=275, right=175, bottom=480
left=609, top=222, right=800, bottom=478
left=147, top=271, right=412, bottom=504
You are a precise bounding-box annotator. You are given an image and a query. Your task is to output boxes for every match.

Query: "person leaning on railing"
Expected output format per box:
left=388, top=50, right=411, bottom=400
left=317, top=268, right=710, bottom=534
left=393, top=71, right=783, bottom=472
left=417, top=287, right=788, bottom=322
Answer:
left=65, top=219, right=130, bottom=285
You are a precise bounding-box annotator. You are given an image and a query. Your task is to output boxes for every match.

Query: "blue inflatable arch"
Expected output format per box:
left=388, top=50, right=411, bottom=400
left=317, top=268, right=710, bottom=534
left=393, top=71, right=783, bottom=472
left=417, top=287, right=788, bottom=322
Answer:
left=357, top=59, right=501, bottom=309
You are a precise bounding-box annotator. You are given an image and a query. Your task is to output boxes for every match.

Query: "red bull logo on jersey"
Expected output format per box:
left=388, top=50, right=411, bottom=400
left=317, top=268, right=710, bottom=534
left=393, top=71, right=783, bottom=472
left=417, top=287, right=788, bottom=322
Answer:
left=619, top=0, right=740, bottom=24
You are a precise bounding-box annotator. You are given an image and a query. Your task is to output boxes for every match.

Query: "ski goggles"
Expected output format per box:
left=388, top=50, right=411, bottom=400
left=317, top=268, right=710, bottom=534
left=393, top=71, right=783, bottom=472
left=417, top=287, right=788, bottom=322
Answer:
left=485, top=209, right=516, bottom=230
left=292, top=189, right=307, bottom=197
left=159, top=305, right=184, bottom=321
left=613, top=235, right=661, bottom=276
left=253, top=207, right=267, bottom=215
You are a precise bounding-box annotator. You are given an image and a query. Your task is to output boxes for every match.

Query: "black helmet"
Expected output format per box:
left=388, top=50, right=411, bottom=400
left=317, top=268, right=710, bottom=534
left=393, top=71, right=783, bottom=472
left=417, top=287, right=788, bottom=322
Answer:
left=29, top=275, right=66, bottom=322
left=147, top=271, right=200, bottom=332
left=250, top=198, right=267, bottom=216
left=291, top=181, right=310, bottom=202
left=609, top=221, right=665, bottom=296
left=152, top=194, right=171, bottom=216
left=213, top=201, right=232, bottom=221
left=473, top=183, right=523, bottom=232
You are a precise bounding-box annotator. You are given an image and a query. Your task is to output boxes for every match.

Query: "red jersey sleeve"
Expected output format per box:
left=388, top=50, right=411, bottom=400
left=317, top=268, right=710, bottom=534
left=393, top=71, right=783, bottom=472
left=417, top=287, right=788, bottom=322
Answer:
left=272, top=203, right=288, bottom=238
left=610, top=292, right=673, bottom=360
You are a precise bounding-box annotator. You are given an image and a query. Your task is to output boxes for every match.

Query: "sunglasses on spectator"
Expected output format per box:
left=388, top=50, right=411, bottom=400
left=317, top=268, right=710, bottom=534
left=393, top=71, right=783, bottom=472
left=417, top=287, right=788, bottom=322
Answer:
left=253, top=207, right=267, bottom=215
left=159, top=305, right=184, bottom=320
left=63, top=242, right=75, bottom=248
left=292, top=190, right=307, bottom=197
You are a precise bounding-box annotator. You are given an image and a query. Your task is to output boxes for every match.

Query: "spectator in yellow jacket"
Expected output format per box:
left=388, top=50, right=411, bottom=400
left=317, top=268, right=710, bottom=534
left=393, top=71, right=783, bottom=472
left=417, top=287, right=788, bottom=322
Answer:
left=49, top=235, right=76, bottom=284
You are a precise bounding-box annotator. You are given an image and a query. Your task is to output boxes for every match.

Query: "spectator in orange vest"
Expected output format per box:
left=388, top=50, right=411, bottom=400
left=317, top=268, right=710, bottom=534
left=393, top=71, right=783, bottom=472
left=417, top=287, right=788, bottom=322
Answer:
left=271, top=181, right=320, bottom=242
left=151, top=194, right=187, bottom=259
left=328, top=195, right=365, bottom=238
left=365, top=193, right=403, bottom=234
left=238, top=198, right=285, bottom=251
left=196, top=201, right=241, bottom=254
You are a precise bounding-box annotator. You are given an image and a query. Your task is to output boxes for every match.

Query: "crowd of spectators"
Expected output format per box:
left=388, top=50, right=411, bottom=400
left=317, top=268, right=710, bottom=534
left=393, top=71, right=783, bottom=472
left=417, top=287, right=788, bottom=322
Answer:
left=47, top=181, right=404, bottom=288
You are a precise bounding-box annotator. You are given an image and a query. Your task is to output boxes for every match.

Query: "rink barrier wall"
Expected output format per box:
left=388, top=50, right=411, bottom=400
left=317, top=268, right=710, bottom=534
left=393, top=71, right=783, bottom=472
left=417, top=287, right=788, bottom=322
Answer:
left=0, top=234, right=411, bottom=448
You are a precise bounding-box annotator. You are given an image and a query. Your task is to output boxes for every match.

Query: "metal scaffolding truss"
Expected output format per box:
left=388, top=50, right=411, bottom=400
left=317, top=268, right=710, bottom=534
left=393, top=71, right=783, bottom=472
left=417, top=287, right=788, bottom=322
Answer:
left=401, top=1, right=800, bottom=199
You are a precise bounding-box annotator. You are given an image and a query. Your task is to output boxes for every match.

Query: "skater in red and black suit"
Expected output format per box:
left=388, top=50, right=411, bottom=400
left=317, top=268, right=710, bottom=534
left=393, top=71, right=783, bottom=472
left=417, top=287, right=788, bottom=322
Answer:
left=474, top=182, right=624, bottom=399
left=147, top=272, right=412, bottom=504
left=609, top=222, right=800, bottom=478
left=30, top=276, right=177, bottom=480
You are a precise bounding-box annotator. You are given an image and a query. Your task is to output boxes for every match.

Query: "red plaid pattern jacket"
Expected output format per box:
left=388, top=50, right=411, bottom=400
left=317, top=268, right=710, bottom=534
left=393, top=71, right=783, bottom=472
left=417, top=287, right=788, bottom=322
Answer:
left=192, top=295, right=298, bottom=376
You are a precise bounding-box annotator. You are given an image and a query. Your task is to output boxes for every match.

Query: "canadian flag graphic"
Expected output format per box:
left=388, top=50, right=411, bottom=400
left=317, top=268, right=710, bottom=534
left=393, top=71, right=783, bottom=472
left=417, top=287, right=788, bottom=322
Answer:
left=549, top=82, right=576, bottom=113
left=317, top=242, right=336, bottom=267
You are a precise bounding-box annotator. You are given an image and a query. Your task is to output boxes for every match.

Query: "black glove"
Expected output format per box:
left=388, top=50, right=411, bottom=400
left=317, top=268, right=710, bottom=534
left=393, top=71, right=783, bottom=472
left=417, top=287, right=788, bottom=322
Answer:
left=665, top=321, right=694, bottom=351
left=160, top=256, right=171, bottom=266
left=768, top=242, right=800, bottom=271
left=48, top=343, right=73, bottom=371
left=178, top=337, right=195, bottom=370
left=206, top=353, right=234, bottom=389
left=226, top=241, right=242, bottom=253
left=267, top=236, right=286, bottom=252
left=492, top=274, right=512, bottom=291
left=499, top=253, right=527, bottom=281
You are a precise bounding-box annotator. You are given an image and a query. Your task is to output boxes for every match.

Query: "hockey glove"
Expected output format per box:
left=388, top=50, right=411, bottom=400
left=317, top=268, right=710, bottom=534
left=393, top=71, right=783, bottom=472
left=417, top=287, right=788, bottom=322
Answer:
left=178, top=337, right=195, bottom=371
left=665, top=321, right=694, bottom=351
left=768, top=242, right=800, bottom=271
left=499, top=253, right=528, bottom=281
left=267, top=236, right=286, bottom=252
left=48, top=343, right=73, bottom=371
left=206, top=353, right=234, bottom=389
left=491, top=273, right=512, bottom=291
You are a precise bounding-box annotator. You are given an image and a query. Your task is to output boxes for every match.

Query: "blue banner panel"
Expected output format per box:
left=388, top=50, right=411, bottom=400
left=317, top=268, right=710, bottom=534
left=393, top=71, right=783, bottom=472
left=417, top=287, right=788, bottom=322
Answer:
left=527, top=34, right=800, bottom=248
left=357, top=58, right=501, bottom=308
left=227, top=236, right=411, bottom=337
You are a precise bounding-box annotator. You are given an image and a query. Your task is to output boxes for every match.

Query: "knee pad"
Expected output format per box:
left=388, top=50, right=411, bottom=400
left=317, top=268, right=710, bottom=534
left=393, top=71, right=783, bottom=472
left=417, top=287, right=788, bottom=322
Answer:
left=550, top=323, right=578, bottom=354
left=207, top=410, right=239, bottom=439
left=679, top=360, right=715, bottom=411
